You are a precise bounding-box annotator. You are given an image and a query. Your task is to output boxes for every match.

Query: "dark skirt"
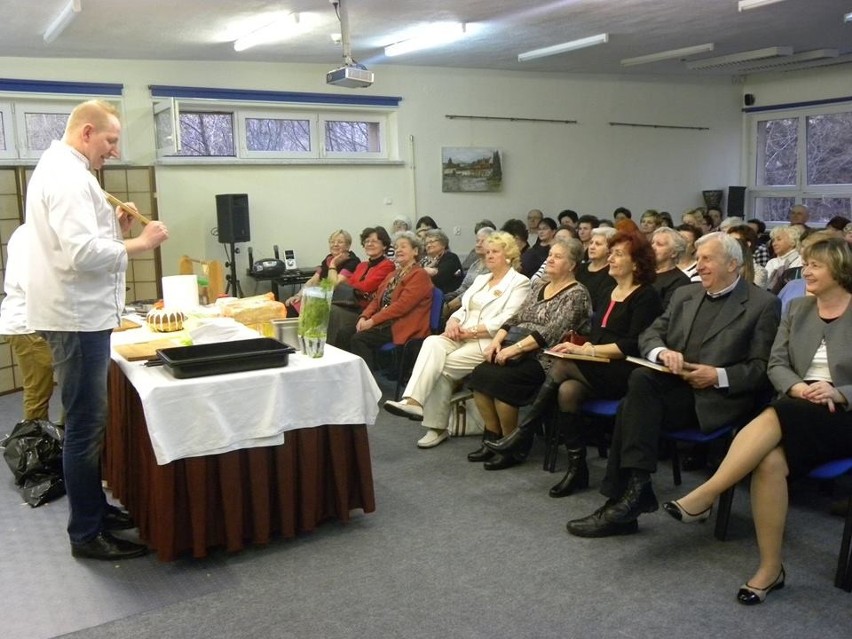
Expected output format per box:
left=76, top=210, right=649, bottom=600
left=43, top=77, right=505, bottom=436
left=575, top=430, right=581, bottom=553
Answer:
left=575, top=359, right=638, bottom=399
left=775, top=396, right=852, bottom=479
left=467, top=356, right=546, bottom=407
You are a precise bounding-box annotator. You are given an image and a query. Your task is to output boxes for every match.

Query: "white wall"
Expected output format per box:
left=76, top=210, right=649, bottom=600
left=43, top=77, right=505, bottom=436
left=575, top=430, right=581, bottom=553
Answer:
left=2, top=57, right=744, bottom=276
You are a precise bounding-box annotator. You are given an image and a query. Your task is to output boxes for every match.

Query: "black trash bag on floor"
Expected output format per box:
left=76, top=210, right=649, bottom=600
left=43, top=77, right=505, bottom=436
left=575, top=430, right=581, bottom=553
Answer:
left=1, top=419, right=65, bottom=507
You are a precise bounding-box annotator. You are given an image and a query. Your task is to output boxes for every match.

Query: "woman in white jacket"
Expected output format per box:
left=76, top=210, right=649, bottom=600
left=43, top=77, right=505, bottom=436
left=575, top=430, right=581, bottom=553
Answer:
left=384, top=231, right=530, bottom=448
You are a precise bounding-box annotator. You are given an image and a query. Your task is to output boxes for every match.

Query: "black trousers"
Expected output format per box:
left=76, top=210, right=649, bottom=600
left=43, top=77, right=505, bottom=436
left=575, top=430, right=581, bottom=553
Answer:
left=599, top=368, right=698, bottom=499
left=349, top=323, right=394, bottom=370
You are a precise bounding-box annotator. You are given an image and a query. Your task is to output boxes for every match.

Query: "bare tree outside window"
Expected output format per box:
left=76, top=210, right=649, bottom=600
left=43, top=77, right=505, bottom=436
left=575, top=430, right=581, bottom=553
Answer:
left=177, top=112, right=235, bottom=156
left=807, top=112, right=852, bottom=185
left=245, top=117, right=311, bottom=152
left=325, top=120, right=380, bottom=153
left=756, top=118, right=797, bottom=187
left=24, top=113, right=69, bottom=151
left=754, top=197, right=796, bottom=222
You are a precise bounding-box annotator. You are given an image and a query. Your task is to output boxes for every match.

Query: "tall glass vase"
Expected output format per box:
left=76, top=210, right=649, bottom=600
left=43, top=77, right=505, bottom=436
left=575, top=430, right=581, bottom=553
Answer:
left=297, top=286, right=333, bottom=357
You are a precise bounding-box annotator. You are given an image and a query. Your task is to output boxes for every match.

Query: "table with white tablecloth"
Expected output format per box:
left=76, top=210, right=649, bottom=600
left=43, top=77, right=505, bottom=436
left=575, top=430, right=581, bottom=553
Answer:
left=105, top=336, right=382, bottom=561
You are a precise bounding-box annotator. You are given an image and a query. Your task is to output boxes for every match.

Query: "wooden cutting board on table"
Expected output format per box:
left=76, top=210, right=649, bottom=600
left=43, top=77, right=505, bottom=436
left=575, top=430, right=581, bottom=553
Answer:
left=114, top=338, right=184, bottom=361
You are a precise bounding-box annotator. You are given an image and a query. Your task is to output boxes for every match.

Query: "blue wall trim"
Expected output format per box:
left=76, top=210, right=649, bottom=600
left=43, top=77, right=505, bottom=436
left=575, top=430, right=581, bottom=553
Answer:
left=744, top=95, right=852, bottom=113
left=0, top=78, right=123, bottom=96
left=149, top=85, right=401, bottom=108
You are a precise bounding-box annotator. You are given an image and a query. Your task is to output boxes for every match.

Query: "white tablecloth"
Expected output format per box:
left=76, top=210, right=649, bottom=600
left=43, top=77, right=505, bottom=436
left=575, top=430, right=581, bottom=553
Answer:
left=110, top=332, right=381, bottom=465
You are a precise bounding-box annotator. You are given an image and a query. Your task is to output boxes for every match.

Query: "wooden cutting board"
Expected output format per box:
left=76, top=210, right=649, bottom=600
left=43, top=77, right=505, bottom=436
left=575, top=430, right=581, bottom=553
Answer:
left=114, top=338, right=184, bottom=361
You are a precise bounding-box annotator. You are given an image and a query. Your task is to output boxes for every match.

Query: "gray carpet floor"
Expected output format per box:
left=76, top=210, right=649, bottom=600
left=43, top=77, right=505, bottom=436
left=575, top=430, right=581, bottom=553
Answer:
left=1, top=378, right=850, bottom=639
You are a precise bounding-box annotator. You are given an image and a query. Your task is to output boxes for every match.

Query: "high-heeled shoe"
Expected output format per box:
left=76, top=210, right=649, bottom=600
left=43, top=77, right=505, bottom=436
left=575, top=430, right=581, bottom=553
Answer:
left=468, top=430, right=499, bottom=462
left=662, top=500, right=712, bottom=524
left=737, top=567, right=785, bottom=605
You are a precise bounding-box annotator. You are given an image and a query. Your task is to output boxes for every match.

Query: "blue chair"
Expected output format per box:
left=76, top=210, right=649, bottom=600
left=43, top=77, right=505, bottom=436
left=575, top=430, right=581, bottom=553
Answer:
left=777, top=278, right=806, bottom=315
left=379, top=287, right=444, bottom=399
left=543, top=398, right=620, bottom=473
left=807, top=458, right=852, bottom=591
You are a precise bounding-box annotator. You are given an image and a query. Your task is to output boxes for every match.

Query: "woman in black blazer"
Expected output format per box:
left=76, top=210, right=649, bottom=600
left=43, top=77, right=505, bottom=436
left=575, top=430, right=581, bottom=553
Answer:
left=664, top=236, right=852, bottom=605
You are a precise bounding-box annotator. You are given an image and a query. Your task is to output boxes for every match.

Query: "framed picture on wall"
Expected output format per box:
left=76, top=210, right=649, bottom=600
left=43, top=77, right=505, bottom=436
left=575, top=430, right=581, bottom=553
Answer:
left=441, top=147, right=503, bottom=192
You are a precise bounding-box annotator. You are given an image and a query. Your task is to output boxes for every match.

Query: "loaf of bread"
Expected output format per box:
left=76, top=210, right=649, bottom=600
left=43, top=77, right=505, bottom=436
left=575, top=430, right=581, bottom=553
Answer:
left=221, top=298, right=287, bottom=325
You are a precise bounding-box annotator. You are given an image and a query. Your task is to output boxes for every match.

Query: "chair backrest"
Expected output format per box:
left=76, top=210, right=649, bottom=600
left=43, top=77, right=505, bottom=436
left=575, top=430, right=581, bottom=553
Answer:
left=777, top=278, right=806, bottom=314
left=429, top=288, right=444, bottom=333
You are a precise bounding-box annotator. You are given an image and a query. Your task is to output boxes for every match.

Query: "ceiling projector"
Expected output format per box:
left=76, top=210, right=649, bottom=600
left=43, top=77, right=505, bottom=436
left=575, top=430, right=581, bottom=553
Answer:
left=326, top=65, right=374, bottom=88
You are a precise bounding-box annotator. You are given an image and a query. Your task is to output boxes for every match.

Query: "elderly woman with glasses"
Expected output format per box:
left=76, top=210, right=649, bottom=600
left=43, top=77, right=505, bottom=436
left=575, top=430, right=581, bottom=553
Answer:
left=347, top=231, right=434, bottom=370
left=421, top=228, right=464, bottom=294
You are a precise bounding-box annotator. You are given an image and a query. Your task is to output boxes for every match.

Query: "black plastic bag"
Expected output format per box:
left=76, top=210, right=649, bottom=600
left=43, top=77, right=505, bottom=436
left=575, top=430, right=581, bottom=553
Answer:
left=1, top=419, right=66, bottom=507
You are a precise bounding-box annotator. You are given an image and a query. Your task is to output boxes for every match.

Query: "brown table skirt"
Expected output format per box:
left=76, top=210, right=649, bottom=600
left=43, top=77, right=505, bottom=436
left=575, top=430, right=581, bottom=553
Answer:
left=105, top=362, right=376, bottom=561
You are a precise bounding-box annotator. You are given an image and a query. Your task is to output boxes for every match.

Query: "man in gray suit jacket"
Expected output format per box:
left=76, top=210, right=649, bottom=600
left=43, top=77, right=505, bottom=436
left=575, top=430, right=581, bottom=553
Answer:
left=568, top=233, right=781, bottom=538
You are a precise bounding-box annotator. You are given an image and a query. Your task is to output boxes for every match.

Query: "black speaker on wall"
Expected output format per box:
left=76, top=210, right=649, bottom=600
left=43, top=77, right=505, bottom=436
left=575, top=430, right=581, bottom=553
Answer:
left=728, top=186, right=747, bottom=219
left=216, top=194, right=250, bottom=244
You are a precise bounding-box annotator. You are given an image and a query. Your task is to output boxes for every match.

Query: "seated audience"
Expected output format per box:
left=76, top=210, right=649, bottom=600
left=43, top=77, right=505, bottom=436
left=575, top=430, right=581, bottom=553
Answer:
left=502, top=218, right=532, bottom=274
left=639, top=209, right=662, bottom=240
left=727, top=224, right=768, bottom=287
left=613, top=207, right=632, bottom=223
left=575, top=226, right=616, bottom=312
left=826, top=215, right=851, bottom=237
left=530, top=228, right=577, bottom=285
left=415, top=216, right=438, bottom=241
left=650, top=227, right=691, bottom=308
left=708, top=207, right=723, bottom=231
left=327, top=227, right=396, bottom=349
left=347, top=231, right=433, bottom=370
left=765, top=225, right=804, bottom=293
left=524, top=216, right=558, bottom=275
left=461, top=220, right=496, bottom=271
left=665, top=236, right=851, bottom=605
left=465, top=238, right=592, bottom=470
left=285, top=229, right=360, bottom=315
left=487, top=230, right=661, bottom=494
left=445, top=226, right=495, bottom=315
left=527, top=209, right=544, bottom=238
left=558, top=209, right=579, bottom=230
left=566, top=233, right=780, bottom=539
left=421, top=229, right=464, bottom=294
left=576, top=215, right=599, bottom=259
left=383, top=232, right=531, bottom=448
left=659, top=211, right=674, bottom=228
left=676, top=223, right=702, bottom=282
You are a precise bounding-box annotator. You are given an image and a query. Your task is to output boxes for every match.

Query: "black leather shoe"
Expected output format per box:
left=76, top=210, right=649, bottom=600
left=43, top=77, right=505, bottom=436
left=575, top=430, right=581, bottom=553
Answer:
left=71, top=531, right=148, bottom=560
left=468, top=431, right=499, bottom=462
left=549, top=448, right=589, bottom=498
left=104, top=505, right=136, bottom=530
left=483, top=452, right=522, bottom=470
left=566, top=501, right=640, bottom=538
left=484, top=423, right=535, bottom=454
left=604, top=474, right=659, bottom=524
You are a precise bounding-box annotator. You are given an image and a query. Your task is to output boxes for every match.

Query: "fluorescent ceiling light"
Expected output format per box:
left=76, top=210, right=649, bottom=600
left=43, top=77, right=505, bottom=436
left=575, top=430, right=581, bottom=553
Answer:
left=518, top=33, right=609, bottom=62
left=621, top=43, right=714, bottom=67
left=384, top=23, right=466, bottom=57
left=738, top=0, right=786, bottom=10
left=776, top=53, right=852, bottom=74
left=44, top=0, right=81, bottom=44
left=686, top=46, right=792, bottom=70
left=233, top=12, right=310, bottom=52
left=733, top=49, right=839, bottom=72
left=845, top=12, right=852, bottom=23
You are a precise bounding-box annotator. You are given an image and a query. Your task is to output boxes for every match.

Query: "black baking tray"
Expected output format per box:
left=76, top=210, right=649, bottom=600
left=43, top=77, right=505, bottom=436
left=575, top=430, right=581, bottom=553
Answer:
left=156, top=338, right=296, bottom=379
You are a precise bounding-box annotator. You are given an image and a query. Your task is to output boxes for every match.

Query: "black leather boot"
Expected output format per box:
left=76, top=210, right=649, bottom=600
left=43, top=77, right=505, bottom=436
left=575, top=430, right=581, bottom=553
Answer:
left=468, top=429, right=499, bottom=462
left=548, top=446, right=589, bottom=498
left=484, top=377, right=559, bottom=454
left=603, top=471, right=659, bottom=524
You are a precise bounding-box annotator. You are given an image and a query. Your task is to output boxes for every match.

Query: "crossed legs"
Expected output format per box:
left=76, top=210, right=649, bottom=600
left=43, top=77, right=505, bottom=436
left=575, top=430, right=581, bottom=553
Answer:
left=675, top=407, right=788, bottom=589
